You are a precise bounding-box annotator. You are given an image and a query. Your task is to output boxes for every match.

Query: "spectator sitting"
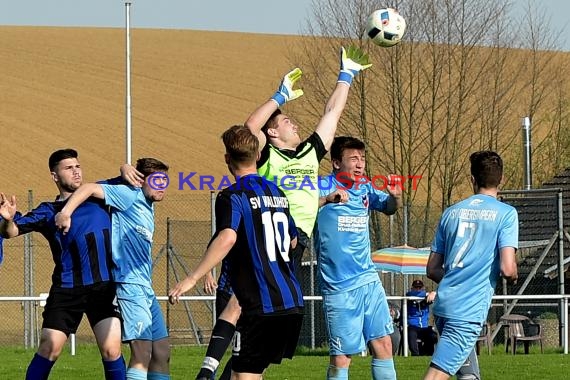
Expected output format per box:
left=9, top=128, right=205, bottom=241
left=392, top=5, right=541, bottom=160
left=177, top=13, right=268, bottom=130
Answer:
left=406, top=279, right=438, bottom=356
left=388, top=302, right=402, bottom=356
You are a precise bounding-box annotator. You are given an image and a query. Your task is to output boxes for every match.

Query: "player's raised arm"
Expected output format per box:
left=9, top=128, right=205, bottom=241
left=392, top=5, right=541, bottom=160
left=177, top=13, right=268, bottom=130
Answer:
left=0, top=193, right=19, bottom=238
left=383, top=175, right=403, bottom=214
left=120, top=163, right=144, bottom=187
left=55, top=183, right=104, bottom=234
left=315, top=46, right=372, bottom=151
left=245, top=68, right=303, bottom=152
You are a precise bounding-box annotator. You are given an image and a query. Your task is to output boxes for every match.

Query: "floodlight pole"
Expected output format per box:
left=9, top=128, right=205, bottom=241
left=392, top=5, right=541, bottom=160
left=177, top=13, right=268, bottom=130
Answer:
left=522, top=116, right=532, bottom=190
left=125, top=2, right=132, bottom=165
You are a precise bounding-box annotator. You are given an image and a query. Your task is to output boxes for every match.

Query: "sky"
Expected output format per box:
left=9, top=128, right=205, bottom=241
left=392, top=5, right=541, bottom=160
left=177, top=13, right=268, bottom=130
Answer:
left=0, top=0, right=568, bottom=51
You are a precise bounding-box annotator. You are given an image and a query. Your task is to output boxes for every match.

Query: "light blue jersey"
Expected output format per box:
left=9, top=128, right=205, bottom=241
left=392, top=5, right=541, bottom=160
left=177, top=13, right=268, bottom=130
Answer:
left=431, top=194, right=518, bottom=323
left=314, top=174, right=390, bottom=294
left=101, top=184, right=155, bottom=287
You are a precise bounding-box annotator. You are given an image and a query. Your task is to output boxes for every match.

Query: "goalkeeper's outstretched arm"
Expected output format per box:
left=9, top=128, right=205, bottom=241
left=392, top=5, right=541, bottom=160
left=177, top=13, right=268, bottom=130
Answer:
left=315, top=46, right=372, bottom=151
left=245, top=68, right=303, bottom=152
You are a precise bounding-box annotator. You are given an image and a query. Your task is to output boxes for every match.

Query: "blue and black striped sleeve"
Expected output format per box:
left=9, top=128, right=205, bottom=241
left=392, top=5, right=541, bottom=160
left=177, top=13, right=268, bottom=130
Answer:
left=97, top=176, right=124, bottom=185
left=215, top=190, right=242, bottom=232
left=14, top=203, right=53, bottom=236
left=288, top=213, right=298, bottom=240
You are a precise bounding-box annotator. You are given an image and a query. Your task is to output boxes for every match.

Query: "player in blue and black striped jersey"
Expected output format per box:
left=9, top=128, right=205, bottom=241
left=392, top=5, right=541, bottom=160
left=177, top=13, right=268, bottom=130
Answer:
left=0, top=149, right=126, bottom=380
left=169, top=125, right=304, bottom=379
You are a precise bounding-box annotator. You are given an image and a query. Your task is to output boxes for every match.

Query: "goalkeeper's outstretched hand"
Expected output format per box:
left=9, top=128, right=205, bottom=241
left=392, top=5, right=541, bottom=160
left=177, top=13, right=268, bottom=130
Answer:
left=271, top=67, right=304, bottom=107
left=338, top=45, right=372, bottom=85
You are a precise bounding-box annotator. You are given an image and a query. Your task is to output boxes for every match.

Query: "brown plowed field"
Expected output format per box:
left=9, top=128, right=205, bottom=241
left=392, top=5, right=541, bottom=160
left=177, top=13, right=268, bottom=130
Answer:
left=0, top=26, right=304, bottom=195
left=0, top=26, right=305, bottom=344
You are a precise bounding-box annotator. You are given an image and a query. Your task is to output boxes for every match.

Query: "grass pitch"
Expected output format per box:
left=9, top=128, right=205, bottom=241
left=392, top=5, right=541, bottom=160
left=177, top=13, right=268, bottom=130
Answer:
left=1, top=344, right=569, bottom=379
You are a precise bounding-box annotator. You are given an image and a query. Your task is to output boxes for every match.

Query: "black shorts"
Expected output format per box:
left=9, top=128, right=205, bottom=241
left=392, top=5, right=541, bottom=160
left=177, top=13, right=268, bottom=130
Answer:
left=232, top=311, right=304, bottom=374
left=215, top=289, right=232, bottom=319
left=42, top=282, right=120, bottom=335
left=290, top=228, right=309, bottom=278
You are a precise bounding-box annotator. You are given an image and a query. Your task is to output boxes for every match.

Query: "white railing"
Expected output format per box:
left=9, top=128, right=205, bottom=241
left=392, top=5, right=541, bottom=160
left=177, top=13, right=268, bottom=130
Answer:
left=1, top=294, right=568, bottom=356
left=301, top=294, right=570, bottom=356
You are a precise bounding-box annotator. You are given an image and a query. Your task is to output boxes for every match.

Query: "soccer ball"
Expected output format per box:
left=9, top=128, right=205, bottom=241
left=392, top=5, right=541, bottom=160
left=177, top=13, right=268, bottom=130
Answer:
left=366, top=8, right=406, bottom=47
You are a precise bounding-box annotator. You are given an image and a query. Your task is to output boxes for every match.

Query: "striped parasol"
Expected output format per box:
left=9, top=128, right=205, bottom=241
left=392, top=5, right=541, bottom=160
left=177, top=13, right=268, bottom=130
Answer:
left=371, top=245, right=430, bottom=274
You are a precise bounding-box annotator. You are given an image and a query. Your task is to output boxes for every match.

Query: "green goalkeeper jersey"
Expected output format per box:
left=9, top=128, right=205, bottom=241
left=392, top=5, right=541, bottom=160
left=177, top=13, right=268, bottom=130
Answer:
left=257, top=132, right=327, bottom=237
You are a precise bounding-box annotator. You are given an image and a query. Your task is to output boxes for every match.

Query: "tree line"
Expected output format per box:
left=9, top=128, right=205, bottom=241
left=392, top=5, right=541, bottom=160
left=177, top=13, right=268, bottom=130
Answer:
left=287, top=0, right=569, bottom=246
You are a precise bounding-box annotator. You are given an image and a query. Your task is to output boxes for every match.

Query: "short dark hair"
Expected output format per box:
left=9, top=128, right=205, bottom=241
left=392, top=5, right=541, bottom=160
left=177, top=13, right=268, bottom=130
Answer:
left=48, top=149, right=78, bottom=171
left=261, top=109, right=282, bottom=135
left=412, top=279, right=424, bottom=288
left=222, top=125, right=259, bottom=164
left=136, top=158, right=169, bottom=177
left=330, top=136, right=365, bottom=161
left=470, top=151, right=503, bottom=188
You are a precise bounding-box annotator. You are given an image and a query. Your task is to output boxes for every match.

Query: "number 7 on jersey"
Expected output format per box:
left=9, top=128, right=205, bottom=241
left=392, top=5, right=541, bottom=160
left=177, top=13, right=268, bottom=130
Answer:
left=452, top=221, right=476, bottom=268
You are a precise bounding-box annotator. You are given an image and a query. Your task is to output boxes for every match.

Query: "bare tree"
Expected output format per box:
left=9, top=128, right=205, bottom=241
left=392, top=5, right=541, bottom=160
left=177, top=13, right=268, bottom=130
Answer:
left=536, top=62, right=570, bottom=183
left=515, top=1, right=567, bottom=187
left=292, top=0, right=569, bottom=247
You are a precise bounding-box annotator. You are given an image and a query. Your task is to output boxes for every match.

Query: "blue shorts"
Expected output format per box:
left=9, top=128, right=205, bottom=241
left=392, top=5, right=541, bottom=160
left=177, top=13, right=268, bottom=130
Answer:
left=431, top=316, right=482, bottom=376
left=117, top=283, right=168, bottom=342
left=323, top=280, right=393, bottom=355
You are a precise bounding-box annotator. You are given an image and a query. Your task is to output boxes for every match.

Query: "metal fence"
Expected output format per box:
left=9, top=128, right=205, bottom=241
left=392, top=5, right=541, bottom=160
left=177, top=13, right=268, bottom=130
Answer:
left=1, top=189, right=569, bottom=351
left=0, top=191, right=215, bottom=347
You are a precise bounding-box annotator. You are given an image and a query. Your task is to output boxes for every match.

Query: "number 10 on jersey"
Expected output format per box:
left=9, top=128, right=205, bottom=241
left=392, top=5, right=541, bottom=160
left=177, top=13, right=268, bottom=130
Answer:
left=261, top=211, right=291, bottom=262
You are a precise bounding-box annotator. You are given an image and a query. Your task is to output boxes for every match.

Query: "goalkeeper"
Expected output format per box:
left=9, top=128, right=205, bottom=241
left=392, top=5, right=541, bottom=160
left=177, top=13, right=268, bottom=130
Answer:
left=194, top=46, right=372, bottom=380
left=247, top=45, right=372, bottom=277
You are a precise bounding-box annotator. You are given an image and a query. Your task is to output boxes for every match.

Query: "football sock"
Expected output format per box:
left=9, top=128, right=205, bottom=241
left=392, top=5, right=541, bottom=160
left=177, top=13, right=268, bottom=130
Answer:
left=327, top=365, right=349, bottom=380
left=103, top=355, right=127, bottom=380
left=196, top=319, right=236, bottom=379
left=148, top=372, right=171, bottom=379
left=371, top=358, right=396, bottom=380
left=126, top=367, right=147, bottom=380
left=26, top=353, right=55, bottom=380
left=218, top=358, right=232, bottom=380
